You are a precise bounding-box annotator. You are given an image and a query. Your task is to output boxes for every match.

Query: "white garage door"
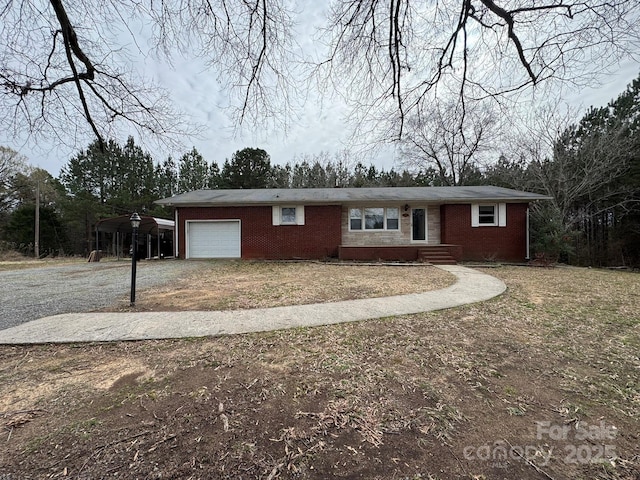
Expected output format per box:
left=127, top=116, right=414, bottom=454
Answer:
left=187, top=221, right=241, bottom=259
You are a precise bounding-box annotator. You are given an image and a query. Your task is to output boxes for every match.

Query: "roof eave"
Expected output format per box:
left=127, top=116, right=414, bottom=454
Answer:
left=156, top=197, right=552, bottom=207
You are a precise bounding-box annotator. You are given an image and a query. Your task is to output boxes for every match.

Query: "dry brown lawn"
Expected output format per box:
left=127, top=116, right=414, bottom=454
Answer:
left=0, top=252, right=86, bottom=271
left=111, top=261, right=456, bottom=311
left=0, top=264, right=638, bottom=480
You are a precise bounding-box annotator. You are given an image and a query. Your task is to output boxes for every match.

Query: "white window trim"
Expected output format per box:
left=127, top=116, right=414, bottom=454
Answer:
left=499, top=203, right=507, bottom=227
left=272, top=205, right=305, bottom=226
left=349, top=208, right=363, bottom=231
left=472, top=203, right=507, bottom=227
left=386, top=207, right=400, bottom=231
left=348, top=207, right=401, bottom=232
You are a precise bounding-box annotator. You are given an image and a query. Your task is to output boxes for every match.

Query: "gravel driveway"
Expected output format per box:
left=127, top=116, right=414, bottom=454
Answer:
left=0, top=260, right=204, bottom=331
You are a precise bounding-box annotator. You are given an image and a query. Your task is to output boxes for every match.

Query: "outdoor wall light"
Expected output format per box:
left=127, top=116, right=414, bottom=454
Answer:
left=404, top=204, right=410, bottom=212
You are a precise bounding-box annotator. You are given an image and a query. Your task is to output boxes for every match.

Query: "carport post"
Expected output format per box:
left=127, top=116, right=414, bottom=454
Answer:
left=130, top=212, right=141, bottom=307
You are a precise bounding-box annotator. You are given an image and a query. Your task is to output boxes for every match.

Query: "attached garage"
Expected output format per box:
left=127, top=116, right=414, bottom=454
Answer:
left=186, top=220, right=241, bottom=259
left=157, top=187, right=550, bottom=262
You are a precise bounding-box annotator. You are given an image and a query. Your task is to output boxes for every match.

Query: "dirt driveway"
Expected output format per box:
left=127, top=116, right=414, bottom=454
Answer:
left=0, top=260, right=203, bottom=330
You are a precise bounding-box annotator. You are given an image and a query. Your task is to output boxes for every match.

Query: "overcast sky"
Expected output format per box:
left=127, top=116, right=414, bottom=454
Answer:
left=2, top=5, right=639, bottom=178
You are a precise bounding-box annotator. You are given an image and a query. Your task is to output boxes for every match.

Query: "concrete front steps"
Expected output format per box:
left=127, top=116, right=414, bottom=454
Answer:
left=418, top=246, right=458, bottom=264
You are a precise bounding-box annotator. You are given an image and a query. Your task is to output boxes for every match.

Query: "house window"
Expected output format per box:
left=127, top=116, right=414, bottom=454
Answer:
left=349, top=208, right=362, bottom=230
left=349, top=207, right=400, bottom=231
left=365, top=208, right=384, bottom=230
left=386, top=208, right=399, bottom=230
left=272, top=205, right=305, bottom=225
left=478, top=205, right=496, bottom=225
left=472, top=203, right=506, bottom=227
left=281, top=207, right=297, bottom=224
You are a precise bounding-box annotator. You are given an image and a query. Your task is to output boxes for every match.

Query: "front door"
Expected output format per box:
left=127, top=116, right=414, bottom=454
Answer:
left=412, top=208, right=427, bottom=242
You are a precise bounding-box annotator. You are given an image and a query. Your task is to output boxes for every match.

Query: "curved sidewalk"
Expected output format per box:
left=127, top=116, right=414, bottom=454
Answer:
left=0, top=265, right=506, bottom=344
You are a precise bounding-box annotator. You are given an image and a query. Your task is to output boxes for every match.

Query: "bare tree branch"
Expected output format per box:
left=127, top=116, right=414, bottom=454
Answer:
left=477, top=0, right=538, bottom=84
left=318, top=0, right=640, bottom=145
left=399, top=99, right=499, bottom=185
left=0, top=0, right=639, bottom=152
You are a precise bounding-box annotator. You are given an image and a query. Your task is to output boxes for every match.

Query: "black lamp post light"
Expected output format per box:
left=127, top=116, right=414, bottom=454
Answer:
left=130, top=212, right=141, bottom=307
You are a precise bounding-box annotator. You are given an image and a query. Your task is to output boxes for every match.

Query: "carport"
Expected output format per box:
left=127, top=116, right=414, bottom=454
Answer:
left=95, top=215, right=174, bottom=260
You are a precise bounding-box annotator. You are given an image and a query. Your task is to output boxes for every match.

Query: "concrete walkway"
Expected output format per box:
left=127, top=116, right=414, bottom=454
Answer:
left=0, top=265, right=506, bottom=344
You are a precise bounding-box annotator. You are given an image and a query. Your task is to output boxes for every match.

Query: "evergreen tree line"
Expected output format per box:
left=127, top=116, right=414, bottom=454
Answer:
left=1, top=75, right=639, bottom=266
left=0, top=143, right=437, bottom=256
left=481, top=76, right=640, bottom=267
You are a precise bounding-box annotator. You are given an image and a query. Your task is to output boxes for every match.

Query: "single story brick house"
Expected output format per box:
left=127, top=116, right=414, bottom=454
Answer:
left=155, top=186, right=549, bottom=263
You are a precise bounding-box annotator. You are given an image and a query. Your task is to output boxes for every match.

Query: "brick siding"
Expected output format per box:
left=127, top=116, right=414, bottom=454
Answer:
left=177, top=202, right=529, bottom=262
left=338, top=245, right=420, bottom=261
left=440, top=203, right=528, bottom=262
left=177, top=205, right=342, bottom=259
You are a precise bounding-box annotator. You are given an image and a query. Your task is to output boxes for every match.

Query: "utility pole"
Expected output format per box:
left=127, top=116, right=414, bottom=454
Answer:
left=35, top=181, right=40, bottom=259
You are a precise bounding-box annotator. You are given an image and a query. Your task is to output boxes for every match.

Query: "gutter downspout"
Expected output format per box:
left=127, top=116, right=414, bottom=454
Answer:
left=525, top=206, right=530, bottom=260
left=174, top=208, right=179, bottom=258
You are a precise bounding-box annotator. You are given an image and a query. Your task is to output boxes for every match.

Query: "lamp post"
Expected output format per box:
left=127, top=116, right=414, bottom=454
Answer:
left=35, top=181, right=40, bottom=259
left=130, top=212, right=141, bottom=307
